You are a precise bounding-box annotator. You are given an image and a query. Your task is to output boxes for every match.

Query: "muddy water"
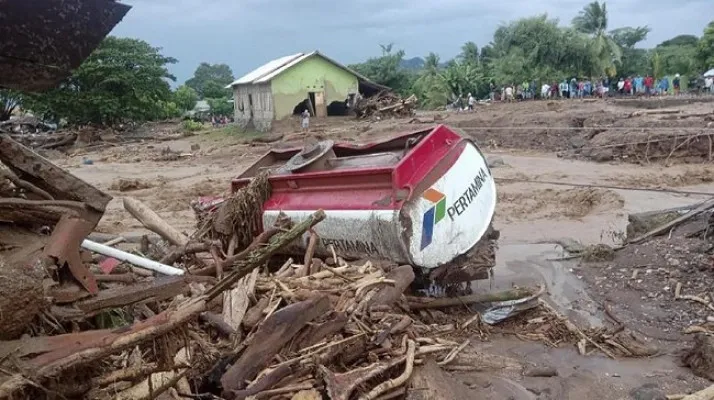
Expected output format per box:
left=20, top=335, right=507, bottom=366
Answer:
left=489, top=152, right=714, bottom=322
left=471, top=152, right=714, bottom=398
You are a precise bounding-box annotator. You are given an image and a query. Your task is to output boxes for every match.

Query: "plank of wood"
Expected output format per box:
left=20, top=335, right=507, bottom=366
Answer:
left=220, top=296, right=331, bottom=394
left=70, top=276, right=187, bottom=316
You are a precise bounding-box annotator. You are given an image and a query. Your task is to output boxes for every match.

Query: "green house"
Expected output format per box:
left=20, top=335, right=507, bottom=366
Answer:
left=226, top=51, right=386, bottom=131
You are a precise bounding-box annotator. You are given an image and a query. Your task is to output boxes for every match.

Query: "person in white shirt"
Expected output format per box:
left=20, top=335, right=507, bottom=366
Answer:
left=301, top=109, right=310, bottom=132
left=467, top=93, right=475, bottom=111
left=617, top=78, right=625, bottom=94
left=505, top=85, right=514, bottom=102
left=541, top=83, right=550, bottom=99
left=705, top=76, right=713, bottom=93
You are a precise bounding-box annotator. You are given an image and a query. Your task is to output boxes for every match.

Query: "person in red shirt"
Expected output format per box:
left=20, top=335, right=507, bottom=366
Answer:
left=644, top=75, right=654, bottom=95
left=624, top=78, right=632, bottom=95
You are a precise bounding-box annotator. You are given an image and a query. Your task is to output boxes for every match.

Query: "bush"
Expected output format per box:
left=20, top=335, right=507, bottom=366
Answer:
left=182, top=119, right=204, bottom=132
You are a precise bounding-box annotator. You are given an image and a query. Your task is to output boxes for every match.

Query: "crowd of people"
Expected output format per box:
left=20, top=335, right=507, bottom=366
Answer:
left=450, top=72, right=713, bottom=111
left=489, top=74, right=693, bottom=103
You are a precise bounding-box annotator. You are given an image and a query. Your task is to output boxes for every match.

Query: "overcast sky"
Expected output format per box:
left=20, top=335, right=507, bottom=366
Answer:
left=110, top=0, right=711, bottom=84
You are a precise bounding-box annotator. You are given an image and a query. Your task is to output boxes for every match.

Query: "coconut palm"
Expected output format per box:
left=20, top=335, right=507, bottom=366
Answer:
left=572, top=1, right=622, bottom=76
left=459, top=42, right=480, bottom=65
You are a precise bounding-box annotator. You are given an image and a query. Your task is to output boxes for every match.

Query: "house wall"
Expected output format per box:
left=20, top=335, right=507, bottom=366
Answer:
left=270, top=55, right=359, bottom=120
left=232, top=83, right=274, bottom=131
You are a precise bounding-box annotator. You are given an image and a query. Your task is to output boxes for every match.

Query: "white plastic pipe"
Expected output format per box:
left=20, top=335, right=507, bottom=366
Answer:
left=81, top=239, right=185, bottom=276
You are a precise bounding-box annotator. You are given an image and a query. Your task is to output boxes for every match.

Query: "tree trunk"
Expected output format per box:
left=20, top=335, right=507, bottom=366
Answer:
left=0, top=254, right=47, bottom=340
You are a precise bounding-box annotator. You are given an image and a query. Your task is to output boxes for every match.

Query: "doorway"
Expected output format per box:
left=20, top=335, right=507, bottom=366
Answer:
left=309, top=91, right=327, bottom=118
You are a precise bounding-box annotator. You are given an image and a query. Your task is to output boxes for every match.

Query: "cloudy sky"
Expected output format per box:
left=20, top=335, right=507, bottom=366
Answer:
left=111, top=0, right=711, bottom=84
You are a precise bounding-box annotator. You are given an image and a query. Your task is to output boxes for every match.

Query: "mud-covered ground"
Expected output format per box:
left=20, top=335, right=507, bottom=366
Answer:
left=53, top=97, right=714, bottom=399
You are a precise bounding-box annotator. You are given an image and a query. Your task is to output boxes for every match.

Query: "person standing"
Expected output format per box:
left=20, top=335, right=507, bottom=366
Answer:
left=644, top=75, right=654, bottom=95
left=505, top=84, right=514, bottom=102
left=467, top=93, right=476, bottom=111
left=617, top=78, right=625, bottom=95
left=623, top=77, right=632, bottom=96
left=301, top=109, right=310, bottom=132
left=673, top=74, right=681, bottom=95
left=705, top=76, right=714, bottom=93
left=658, top=76, right=669, bottom=95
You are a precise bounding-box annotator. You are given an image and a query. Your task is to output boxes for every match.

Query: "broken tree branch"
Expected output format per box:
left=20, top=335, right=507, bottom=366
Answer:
left=628, top=198, right=714, bottom=244
left=205, top=210, right=326, bottom=301
left=407, top=288, right=534, bottom=310
left=359, top=339, right=415, bottom=400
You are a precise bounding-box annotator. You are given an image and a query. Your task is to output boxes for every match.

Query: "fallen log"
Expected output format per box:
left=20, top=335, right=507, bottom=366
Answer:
left=406, top=288, right=534, bottom=310
left=220, top=296, right=331, bottom=396
left=123, top=196, right=189, bottom=246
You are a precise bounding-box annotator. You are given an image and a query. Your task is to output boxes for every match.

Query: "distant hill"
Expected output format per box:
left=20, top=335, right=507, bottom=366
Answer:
left=400, top=57, right=425, bottom=70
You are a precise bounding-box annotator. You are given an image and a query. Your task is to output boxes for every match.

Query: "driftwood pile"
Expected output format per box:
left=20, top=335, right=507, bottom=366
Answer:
left=0, top=142, right=671, bottom=399
left=354, top=92, right=417, bottom=119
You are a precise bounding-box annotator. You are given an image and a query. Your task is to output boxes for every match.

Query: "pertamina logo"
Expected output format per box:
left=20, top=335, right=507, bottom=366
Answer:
left=420, top=188, right=446, bottom=250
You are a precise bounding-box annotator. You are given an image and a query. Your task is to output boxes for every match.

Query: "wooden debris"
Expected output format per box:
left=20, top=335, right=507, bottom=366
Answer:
left=354, top=92, right=417, bottom=119
left=407, top=288, right=534, bottom=310
left=221, top=296, right=331, bottom=394
left=123, top=196, right=189, bottom=246
left=628, top=197, right=714, bottom=244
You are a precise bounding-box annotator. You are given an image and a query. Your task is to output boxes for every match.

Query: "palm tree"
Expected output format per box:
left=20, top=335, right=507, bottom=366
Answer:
left=572, top=1, right=622, bottom=76
left=459, top=42, right=479, bottom=65
left=414, top=53, right=449, bottom=108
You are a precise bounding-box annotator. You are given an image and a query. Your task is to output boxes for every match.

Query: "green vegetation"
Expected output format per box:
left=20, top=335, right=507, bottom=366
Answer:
left=23, top=37, right=179, bottom=125
left=185, top=63, right=235, bottom=99
left=8, top=1, right=713, bottom=125
left=182, top=119, right=204, bottom=132
left=173, top=85, right=199, bottom=112
left=349, top=2, right=713, bottom=106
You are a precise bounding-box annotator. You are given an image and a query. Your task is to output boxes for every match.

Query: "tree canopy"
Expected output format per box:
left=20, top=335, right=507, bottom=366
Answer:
left=185, top=63, right=235, bottom=99
left=349, top=4, right=713, bottom=107
left=173, top=85, right=199, bottom=111
left=23, top=37, right=178, bottom=125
